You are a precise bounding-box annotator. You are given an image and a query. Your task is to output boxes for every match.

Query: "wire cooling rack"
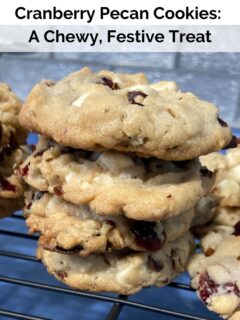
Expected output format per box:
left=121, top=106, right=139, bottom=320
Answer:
left=0, top=211, right=219, bottom=320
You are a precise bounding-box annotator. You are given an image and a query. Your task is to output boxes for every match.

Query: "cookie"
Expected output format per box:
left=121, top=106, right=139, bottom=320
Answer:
left=230, top=310, right=240, bottom=320
left=0, top=145, right=29, bottom=199
left=0, top=83, right=26, bottom=151
left=194, top=205, right=240, bottom=255
left=188, top=235, right=240, bottom=319
left=19, top=67, right=232, bottom=160
left=200, top=152, right=226, bottom=173
left=200, top=224, right=234, bottom=256
left=214, top=207, right=240, bottom=227
left=20, top=137, right=212, bottom=220
left=38, top=232, right=194, bottom=295
left=201, top=148, right=240, bottom=207
left=25, top=191, right=194, bottom=256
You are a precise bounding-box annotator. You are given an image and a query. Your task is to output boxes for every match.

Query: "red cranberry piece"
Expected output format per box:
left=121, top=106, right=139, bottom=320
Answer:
left=217, top=117, right=228, bottom=127
left=199, top=272, right=218, bottom=303
left=205, top=247, right=215, bottom=257
left=26, top=202, right=32, bottom=210
left=200, top=167, right=213, bottom=178
left=128, top=91, right=147, bottom=106
left=100, top=77, right=120, bottom=90
left=55, top=271, right=67, bottom=279
left=233, top=221, right=240, bottom=236
left=130, top=221, right=165, bottom=252
left=199, top=272, right=240, bottom=304
left=21, top=163, right=29, bottom=176
left=53, top=186, right=63, bottom=196
left=0, top=174, right=16, bottom=192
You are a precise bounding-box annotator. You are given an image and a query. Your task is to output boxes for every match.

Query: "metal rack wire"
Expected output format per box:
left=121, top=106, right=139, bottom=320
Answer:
left=0, top=213, right=217, bottom=320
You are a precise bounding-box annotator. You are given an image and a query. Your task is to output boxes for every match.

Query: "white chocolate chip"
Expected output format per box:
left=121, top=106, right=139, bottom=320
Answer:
left=209, top=294, right=239, bottom=316
left=229, top=165, right=240, bottom=182
left=218, top=179, right=239, bottom=197
left=72, top=93, right=89, bottom=107
left=151, top=81, right=179, bottom=92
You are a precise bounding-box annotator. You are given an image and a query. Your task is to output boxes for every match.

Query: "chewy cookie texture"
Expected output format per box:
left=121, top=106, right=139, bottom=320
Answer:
left=0, top=83, right=28, bottom=217
left=188, top=147, right=240, bottom=319
left=20, top=136, right=212, bottom=221
left=25, top=190, right=194, bottom=256
left=19, top=67, right=233, bottom=160
left=18, top=67, right=236, bottom=296
left=37, top=232, right=194, bottom=295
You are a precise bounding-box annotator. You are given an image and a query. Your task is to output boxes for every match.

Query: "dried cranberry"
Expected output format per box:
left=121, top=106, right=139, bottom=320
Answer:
left=233, top=221, right=240, bottom=236
left=205, top=247, right=215, bottom=257
left=53, top=186, right=63, bottom=196
left=21, top=163, right=29, bottom=176
left=199, top=272, right=218, bottom=303
left=27, top=191, right=44, bottom=209
left=55, top=271, right=67, bottom=279
left=199, top=272, right=240, bottom=304
left=128, top=91, right=147, bottom=106
left=200, top=167, right=213, bottom=178
left=0, top=174, right=16, bottom=192
left=26, top=202, right=32, bottom=210
left=130, top=221, right=164, bottom=252
left=100, top=77, right=120, bottom=90
left=217, top=117, right=228, bottom=127
left=148, top=257, right=163, bottom=272
left=224, top=136, right=239, bottom=149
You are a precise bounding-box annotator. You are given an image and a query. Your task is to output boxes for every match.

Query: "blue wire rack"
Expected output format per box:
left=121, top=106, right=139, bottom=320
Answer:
left=0, top=215, right=214, bottom=320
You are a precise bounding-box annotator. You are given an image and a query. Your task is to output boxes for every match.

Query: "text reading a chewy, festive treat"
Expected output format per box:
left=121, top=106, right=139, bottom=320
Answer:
left=28, top=29, right=212, bottom=46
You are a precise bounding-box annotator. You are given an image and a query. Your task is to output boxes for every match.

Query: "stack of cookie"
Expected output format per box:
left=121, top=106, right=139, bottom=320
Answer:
left=0, top=83, right=28, bottom=217
left=18, top=67, right=233, bottom=294
left=188, top=147, right=240, bottom=319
